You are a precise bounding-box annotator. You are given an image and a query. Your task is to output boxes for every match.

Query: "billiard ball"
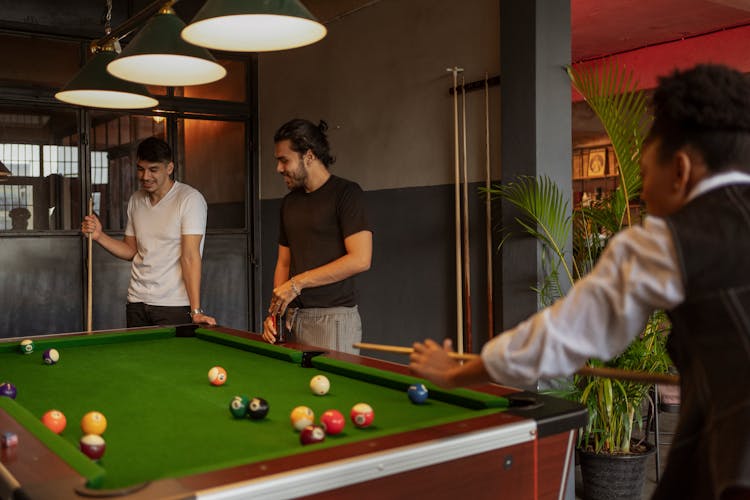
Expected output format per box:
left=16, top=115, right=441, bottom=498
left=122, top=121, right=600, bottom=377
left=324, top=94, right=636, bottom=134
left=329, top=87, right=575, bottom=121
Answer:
left=350, top=403, right=374, bottom=428
left=300, top=425, right=326, bottom=445
left=208, top=366, right=227, bottom=386
left=320, top=409, right=345, bottom=435
left=80, top=434, right=106, bottom=460
left=229, top=395, right=249, bottom=418
left=407, top=383, right=429, bottom=404
left=81, top=411, right=107, bottom=435
left=247, top=397, right=269, bottom=420
left=309, top=375, right=330, bottom=396
left=19, top=339, right=34, bottom=354
left=42, top=410, right=67, bottom=434
left=0, top=432, right=18, bottom=448
left=43, top=348, right=60, bottom=365
left=290, top=406, right=314, bottom=431
left=0, top=382, right=16, bottom=399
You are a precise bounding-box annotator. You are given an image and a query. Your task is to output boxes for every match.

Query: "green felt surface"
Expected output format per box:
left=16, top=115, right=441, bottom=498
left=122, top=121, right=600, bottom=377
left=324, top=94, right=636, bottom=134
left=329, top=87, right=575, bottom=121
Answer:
left=0, top=329, right=507, bottom=490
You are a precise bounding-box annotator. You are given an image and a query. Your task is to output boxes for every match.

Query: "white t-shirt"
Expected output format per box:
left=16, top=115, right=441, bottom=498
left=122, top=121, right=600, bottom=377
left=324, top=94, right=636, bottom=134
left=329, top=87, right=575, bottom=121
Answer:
left=125, top=181, right=207, bottom=306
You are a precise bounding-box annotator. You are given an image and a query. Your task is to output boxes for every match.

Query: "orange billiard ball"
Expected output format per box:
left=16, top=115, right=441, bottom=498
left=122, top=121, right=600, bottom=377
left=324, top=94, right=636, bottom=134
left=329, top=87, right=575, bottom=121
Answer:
left=81, top=411, right=107, bottom=435
left=42, top=410, right=67, bottom=434
left=208, top=366, right=227, bottom=386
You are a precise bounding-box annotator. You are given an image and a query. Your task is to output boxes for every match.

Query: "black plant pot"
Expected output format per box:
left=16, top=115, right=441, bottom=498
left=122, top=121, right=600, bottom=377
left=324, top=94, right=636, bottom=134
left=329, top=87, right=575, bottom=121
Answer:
left=578, top=443, right=656, bottom=500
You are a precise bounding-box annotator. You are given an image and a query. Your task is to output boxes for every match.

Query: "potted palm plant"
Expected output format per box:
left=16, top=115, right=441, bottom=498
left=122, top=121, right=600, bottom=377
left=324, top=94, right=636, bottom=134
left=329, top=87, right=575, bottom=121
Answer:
left=487, top=61, right=672, bottom=499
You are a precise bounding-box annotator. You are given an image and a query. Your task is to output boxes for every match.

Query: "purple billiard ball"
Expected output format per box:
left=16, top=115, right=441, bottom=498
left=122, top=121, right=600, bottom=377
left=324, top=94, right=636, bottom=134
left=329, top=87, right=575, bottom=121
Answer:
left=43, top=348, right=60, bottom=365
left=0, top=382, right=16, bottom=399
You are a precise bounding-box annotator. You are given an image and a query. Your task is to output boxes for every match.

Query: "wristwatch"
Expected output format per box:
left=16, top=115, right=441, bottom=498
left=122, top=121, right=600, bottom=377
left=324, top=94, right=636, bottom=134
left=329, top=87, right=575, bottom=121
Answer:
left=190, top=308, right=204, bottom=317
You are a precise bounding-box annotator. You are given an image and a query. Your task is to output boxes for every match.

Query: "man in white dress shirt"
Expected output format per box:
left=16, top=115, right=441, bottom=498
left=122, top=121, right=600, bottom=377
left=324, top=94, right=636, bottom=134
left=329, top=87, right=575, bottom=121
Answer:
left=410, top=64, right=750, bottom=500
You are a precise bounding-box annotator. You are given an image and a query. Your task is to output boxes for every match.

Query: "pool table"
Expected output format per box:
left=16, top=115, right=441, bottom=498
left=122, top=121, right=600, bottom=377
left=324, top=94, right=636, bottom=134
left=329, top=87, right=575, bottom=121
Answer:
left=0, top=325, right=587, bottom=499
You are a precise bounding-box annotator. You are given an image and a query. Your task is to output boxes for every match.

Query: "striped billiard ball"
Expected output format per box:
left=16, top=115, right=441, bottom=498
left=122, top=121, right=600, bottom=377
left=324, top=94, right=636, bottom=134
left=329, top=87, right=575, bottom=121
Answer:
left=43, top=348, right=60, bottom=365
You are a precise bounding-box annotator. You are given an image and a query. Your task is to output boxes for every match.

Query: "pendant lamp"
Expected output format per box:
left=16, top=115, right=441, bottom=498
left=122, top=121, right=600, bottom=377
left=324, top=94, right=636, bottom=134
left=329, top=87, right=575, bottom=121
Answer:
left=181, top=0, right=327, bottom=52
left=55, top=44, right=158, bottom=109
left=107, top=5, right=227, bottom=87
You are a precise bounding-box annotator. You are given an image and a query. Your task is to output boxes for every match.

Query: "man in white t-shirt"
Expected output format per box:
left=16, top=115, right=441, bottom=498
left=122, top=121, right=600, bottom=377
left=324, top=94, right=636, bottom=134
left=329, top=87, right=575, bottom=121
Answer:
left=81, top=137, right=216, bottom=327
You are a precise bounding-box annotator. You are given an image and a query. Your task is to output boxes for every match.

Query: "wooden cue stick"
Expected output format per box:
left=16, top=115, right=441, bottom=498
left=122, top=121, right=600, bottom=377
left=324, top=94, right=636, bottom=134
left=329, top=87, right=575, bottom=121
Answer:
left=484, top=72, right=494, bottom=339
left=448, top=67, right=464, bottom=355
left=353, top=342, right=681, bottom=386
left=460, top=74, right=472, bottom=354
left=86, top=196, right=93, bottom=333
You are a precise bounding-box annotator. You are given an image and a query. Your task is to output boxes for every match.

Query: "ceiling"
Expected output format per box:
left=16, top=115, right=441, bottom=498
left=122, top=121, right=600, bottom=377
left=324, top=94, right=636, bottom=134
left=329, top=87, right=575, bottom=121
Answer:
left=572, top=0, right=750, bottom=62
left=303, top=0, right=750, bottom=63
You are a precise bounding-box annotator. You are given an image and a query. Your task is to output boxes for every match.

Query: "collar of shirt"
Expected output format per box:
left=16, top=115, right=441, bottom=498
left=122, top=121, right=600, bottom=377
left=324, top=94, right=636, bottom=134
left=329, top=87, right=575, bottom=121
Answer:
left=688, top=170, right=750, bottom=202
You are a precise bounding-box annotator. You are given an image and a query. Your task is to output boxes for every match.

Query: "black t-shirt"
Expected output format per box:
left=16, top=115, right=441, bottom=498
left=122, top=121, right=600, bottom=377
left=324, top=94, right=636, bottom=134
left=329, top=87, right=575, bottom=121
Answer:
left=279, top=175, right=370, bottom=308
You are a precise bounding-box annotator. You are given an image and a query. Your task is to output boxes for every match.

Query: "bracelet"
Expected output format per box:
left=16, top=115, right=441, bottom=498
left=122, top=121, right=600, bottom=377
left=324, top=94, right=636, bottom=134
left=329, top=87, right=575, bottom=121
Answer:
left=290, top=277, right=301, bottom=297
left=190, top=308, right=204, bottom=317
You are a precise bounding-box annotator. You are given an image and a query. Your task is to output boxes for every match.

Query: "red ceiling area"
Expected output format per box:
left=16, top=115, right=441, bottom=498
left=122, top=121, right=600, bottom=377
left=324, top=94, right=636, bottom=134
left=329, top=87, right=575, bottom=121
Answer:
left=572, top=0, right=750, bottom=62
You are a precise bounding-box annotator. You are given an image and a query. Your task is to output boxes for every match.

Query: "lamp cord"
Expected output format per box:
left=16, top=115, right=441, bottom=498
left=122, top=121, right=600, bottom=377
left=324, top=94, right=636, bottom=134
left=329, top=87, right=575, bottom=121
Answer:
left=104, top=0, right=112, bottom=35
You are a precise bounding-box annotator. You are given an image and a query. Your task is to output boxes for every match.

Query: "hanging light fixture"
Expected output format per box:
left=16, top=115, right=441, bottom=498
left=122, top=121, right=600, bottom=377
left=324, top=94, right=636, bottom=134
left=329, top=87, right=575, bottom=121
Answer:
left=55, top=44, right=159, bottom=109
left=55, top=0, right=158, bottom=109
left=0, top=160, right=11, bottom=182
left=181, top=0, right=327, bottom=52
left=107, top=4, right=227, bottom=87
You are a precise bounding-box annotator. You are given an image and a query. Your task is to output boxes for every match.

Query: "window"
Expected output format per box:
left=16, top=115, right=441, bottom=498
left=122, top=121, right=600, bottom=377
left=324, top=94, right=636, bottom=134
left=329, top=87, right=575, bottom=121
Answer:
left=0, top=107, right=80, bottom=231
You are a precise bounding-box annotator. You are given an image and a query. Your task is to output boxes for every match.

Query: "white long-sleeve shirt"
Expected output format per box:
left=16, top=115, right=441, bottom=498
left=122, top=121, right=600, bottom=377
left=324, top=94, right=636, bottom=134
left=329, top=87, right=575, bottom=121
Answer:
left=481, top=171, right=750, bottom=387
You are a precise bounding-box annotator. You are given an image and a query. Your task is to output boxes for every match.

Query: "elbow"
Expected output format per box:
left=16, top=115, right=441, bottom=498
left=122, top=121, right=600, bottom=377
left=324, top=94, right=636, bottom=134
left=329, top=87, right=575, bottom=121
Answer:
left=357, top=255, right=371, bottom=273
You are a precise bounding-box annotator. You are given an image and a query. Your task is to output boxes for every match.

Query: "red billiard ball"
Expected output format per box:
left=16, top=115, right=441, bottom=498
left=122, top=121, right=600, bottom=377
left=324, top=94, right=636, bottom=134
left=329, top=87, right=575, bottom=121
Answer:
left=320, top=409, right=345, bottom=435
left=300, top=425, right=326, bottom=445
left=42, top=410, right=67, bottom=434
left=80, top=434, right=106, bottom=460
left=350, top=403, right=374, bottom=428
left=208, top=366, right=227, bottom=386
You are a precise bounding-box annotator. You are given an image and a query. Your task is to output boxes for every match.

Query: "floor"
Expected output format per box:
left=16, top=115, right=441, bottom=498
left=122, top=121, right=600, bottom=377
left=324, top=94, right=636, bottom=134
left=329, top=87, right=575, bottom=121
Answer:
left=574, top=410, right=680, bottom=500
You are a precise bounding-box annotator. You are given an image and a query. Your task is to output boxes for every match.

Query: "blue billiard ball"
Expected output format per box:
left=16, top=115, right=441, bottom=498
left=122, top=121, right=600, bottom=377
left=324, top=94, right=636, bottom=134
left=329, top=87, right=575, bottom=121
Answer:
left=0, top=382, right=17, bottom=399
left=407, top=383, right=429, bottom=404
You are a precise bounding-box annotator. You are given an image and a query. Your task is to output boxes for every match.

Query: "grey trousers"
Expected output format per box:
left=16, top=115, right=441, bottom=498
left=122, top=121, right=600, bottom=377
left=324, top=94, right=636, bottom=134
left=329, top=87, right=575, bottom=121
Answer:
left=289, top=305, right=362, bottom=354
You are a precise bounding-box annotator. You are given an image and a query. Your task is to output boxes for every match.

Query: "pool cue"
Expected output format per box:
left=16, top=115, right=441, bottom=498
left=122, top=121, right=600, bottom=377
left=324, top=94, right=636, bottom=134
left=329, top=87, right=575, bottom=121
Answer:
left=353, top=342, right=681, bottom=386
left=447, top=66, right=464, bottom=355
left=484, top=73, right=494, bottom=339
left=86, top=196, right=93, bottom=333
left=460, top=74, right=473, bottom=354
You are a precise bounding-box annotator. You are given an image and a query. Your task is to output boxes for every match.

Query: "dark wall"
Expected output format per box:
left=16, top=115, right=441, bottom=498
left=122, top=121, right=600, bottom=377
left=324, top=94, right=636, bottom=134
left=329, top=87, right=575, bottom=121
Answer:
left=261, top=181, right=494, bottom=362
left=1, top=233, right=248, bottom=339
left=1, top=236, right=83, bottom=337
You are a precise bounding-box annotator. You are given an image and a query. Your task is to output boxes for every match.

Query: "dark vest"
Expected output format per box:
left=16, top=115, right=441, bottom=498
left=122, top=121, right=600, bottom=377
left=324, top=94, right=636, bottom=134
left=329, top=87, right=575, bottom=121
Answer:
left=655, top=184, right=750, bottom=499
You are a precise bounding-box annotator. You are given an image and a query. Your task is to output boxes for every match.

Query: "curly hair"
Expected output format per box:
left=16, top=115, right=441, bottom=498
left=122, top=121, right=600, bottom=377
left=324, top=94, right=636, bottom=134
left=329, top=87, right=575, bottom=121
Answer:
left=274, top=119, right=336, bottom=168
left=648, top=64, right=750, bottom=172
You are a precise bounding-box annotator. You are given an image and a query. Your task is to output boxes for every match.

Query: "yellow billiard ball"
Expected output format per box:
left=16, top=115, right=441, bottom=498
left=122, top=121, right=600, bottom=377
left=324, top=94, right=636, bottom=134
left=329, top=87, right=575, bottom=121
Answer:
left=81, top=411, right=107, bottom=435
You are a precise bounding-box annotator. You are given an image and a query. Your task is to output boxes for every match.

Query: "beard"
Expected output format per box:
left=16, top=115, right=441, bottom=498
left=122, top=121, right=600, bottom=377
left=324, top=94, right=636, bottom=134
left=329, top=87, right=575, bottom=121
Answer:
left=283, top=159, right=307, bottom=191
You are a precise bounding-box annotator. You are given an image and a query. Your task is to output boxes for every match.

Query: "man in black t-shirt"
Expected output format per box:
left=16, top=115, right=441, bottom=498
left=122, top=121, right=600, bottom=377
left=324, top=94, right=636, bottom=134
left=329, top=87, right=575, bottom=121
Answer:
left=263, top=119, right=372, bottom=353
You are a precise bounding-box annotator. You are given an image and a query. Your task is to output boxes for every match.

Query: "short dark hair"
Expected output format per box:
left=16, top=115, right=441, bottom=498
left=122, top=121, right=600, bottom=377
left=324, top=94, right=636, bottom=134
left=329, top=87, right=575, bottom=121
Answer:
left=274, top=119, right=336, bottom=167
left=137, top=137, right=172, bottom=164
left=647, top=64, right=750, bottom=172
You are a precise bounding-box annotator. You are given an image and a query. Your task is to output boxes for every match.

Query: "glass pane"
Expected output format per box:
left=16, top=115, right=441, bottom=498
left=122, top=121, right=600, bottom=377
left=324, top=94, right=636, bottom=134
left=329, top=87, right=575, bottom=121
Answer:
left=0, top=106, right=80, bottom=231
left=179, top=59, right=247, bottom=102
left=177, top=118, right=246, bottom=229
left=88, top=113, right=166, bottom=231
